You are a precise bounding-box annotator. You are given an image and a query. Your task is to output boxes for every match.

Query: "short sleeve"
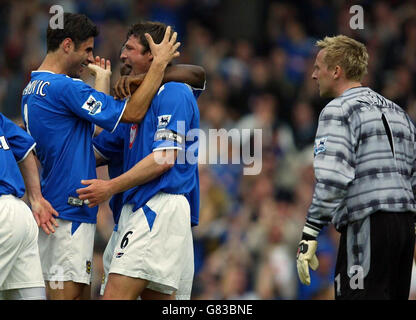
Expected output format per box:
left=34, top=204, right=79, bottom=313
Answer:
left=0, top=114, right=36, bottom=163
left=93, top=123, right=125, bottom=162
left=58, top=78, right=127, bottom=133
left=152, top=84, right=193, bottom=152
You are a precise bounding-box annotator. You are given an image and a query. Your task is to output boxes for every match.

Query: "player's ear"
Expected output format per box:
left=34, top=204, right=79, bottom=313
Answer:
left=146, top=51, right=153, bottom=62
left=333, top=65, right=341, bottom=80
left=61, top=38, right=74, bottom=54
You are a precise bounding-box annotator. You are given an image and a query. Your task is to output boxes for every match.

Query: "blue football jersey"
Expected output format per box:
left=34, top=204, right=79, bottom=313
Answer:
left=93, top=123, right=127, bottom=229
left=123, top=82, right=200, bottom=226
left=21, top=71, right=127, bottom=223
left=0, top=113, right=36, bottom=197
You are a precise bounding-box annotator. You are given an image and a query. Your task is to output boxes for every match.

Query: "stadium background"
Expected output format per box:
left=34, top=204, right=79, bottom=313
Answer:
left=1, top=0, right=416, bottom=299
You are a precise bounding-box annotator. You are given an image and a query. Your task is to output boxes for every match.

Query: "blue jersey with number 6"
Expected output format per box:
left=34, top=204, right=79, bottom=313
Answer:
left=123, top=82, right=200, bottom=226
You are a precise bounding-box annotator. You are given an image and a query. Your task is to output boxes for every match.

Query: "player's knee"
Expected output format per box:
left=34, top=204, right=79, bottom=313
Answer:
left=103, top=273, right=147, bottom=300
left=46, top=281, right=89, bottom=300
left=141, top=288, right=175, bottom=300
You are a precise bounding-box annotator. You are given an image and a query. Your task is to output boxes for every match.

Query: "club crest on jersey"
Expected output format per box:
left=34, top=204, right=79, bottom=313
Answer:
left=314, top=137, right=327, bottom=156
left=81, top=95, right=102, bottom=115
left=129, top=124, right=138, bottom=149
left=157, top=114, right=171, bottom=128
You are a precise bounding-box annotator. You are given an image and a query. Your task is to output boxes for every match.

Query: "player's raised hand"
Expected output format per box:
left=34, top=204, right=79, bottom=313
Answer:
left=31, top=197, right=59, bottom=235
left=114, top=74, right=145, bottom=99
left=76, top=179, right=113, bottom=208
left=145, top=25, right=180, bottom=67
left=87, top=55, right=112, bottom=78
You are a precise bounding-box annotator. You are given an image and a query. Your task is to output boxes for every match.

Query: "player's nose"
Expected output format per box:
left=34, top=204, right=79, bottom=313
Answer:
left=87, top=52, right=94, bottom=64
left=120, top=49, right=127, bottom=60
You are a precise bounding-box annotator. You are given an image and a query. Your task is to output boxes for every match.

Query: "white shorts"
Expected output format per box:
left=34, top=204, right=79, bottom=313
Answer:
left=175, top=230, right=194, bottom=300
left=38, top=218, right=96, bottom=285
left=109, top=192, right=194, bottom=296
left=100, top=228, right=120, bottom=296
left=0, top=195, right=44, bottom=291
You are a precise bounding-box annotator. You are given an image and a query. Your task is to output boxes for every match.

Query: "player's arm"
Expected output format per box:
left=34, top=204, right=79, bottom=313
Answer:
left=92, top=124, right=125, bottom=167
left=89, top=55, right=112, bottom=94
left=3, top=115, right=59, bottom=235
left=164, top=64, right=206, bottom=89
left=61, top=26, right=180, bottom=136
left=114, top=64, right=206, bottom=99
left=18, top=151, right=59, bottom=235
left=297, top=104, right=356, bottom=286
left=94, top=149, right=108, bottom=167
left=77, top=84, right=189, bottom=206
left=88, top=56, right=112, bottom=136
left=76, top=150, right=177, bottom=207
left=410, top=119, right=416, bottom=236
left=305, top=105, right=356, bottom=231
left=93, top=126, right=104, bottom=137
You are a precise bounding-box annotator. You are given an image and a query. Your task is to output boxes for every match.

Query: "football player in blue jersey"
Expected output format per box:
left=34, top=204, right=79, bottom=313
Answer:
left=94, top=47, right=205, bottom=298
left=21, top=12, right=181, bottom=300
left=77, top=21, right=201, bottom=300
left=0, top=113, right=58, bottom=300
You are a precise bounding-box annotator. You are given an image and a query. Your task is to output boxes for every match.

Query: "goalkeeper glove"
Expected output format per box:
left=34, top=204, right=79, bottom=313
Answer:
left=296, top=221, right=322, bottom=286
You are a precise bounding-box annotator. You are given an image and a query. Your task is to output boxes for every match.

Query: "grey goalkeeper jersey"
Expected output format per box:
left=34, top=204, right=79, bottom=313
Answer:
left=307, top=86, right=416, bottom=230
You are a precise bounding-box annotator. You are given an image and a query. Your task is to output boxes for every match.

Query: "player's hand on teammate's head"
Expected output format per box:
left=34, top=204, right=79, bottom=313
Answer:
left=146, top=25, right=180, bottom=67
left=113, top=74, right=144, bottom=100
left=76, top=179, right=113, bottom=208
left=87, top=55, right=112, bottom=78
left=31, top=197, right=59, bottom=235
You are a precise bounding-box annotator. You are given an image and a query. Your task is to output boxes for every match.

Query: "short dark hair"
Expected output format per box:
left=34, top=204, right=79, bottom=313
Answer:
left=126, top=21, right=168, bottom=53
left=47, top=13, right=99, bottom=52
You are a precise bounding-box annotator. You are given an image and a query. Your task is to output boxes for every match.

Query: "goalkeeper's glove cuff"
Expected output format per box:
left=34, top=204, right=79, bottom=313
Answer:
left=302, top=221, right=323, bottom=240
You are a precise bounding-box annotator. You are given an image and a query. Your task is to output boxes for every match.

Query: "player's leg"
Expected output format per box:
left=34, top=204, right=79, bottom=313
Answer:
left=102, top=204, right=150, bottom=300
left=335, top=214, right=388, bottom=300
left=175, top=222, right=195, bottom=300
left=103, top=273, right=149, bottom=300
left=45, top=281, right=89, bottom=300
left=100, top=229, right=120, bottom=296
left=141, top=288, right=175, bottom=300
left=0, top=196, right=21, bottom=290
left=105, top=195, right=191, bottom=300
left=39, top=219, right=95, bottom=300
left=0, top=196, right=45, bottom=296
left=1, top=287, right=46, bottom=300
left=390, top=212, right=415, bottom=299
left=141, top=193, right=192, bottom=300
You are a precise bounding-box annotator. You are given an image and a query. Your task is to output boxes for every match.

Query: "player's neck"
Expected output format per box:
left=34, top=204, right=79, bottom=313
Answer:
left=37, top=52, right=67, bottom=75
left=335, top=80, right=363, bottom=97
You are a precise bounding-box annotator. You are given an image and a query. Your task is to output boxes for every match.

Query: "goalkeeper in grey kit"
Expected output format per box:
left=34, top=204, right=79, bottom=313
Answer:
left=297, top=35, right=416, bottom=299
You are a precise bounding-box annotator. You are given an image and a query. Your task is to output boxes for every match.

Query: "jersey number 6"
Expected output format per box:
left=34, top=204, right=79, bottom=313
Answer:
left=120, top=231, right=133, bottom=249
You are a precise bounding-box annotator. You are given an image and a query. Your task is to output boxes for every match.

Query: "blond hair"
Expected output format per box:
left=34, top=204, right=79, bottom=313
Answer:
left=316, top=35, right=368, bottom=82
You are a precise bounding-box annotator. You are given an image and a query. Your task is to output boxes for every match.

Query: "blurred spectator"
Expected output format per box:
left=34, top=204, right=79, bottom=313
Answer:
left=291, top=100, right=317, bottom=151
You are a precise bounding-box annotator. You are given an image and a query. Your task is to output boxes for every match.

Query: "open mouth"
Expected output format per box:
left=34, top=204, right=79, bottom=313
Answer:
left=120, top=63, right=132, bottom=76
